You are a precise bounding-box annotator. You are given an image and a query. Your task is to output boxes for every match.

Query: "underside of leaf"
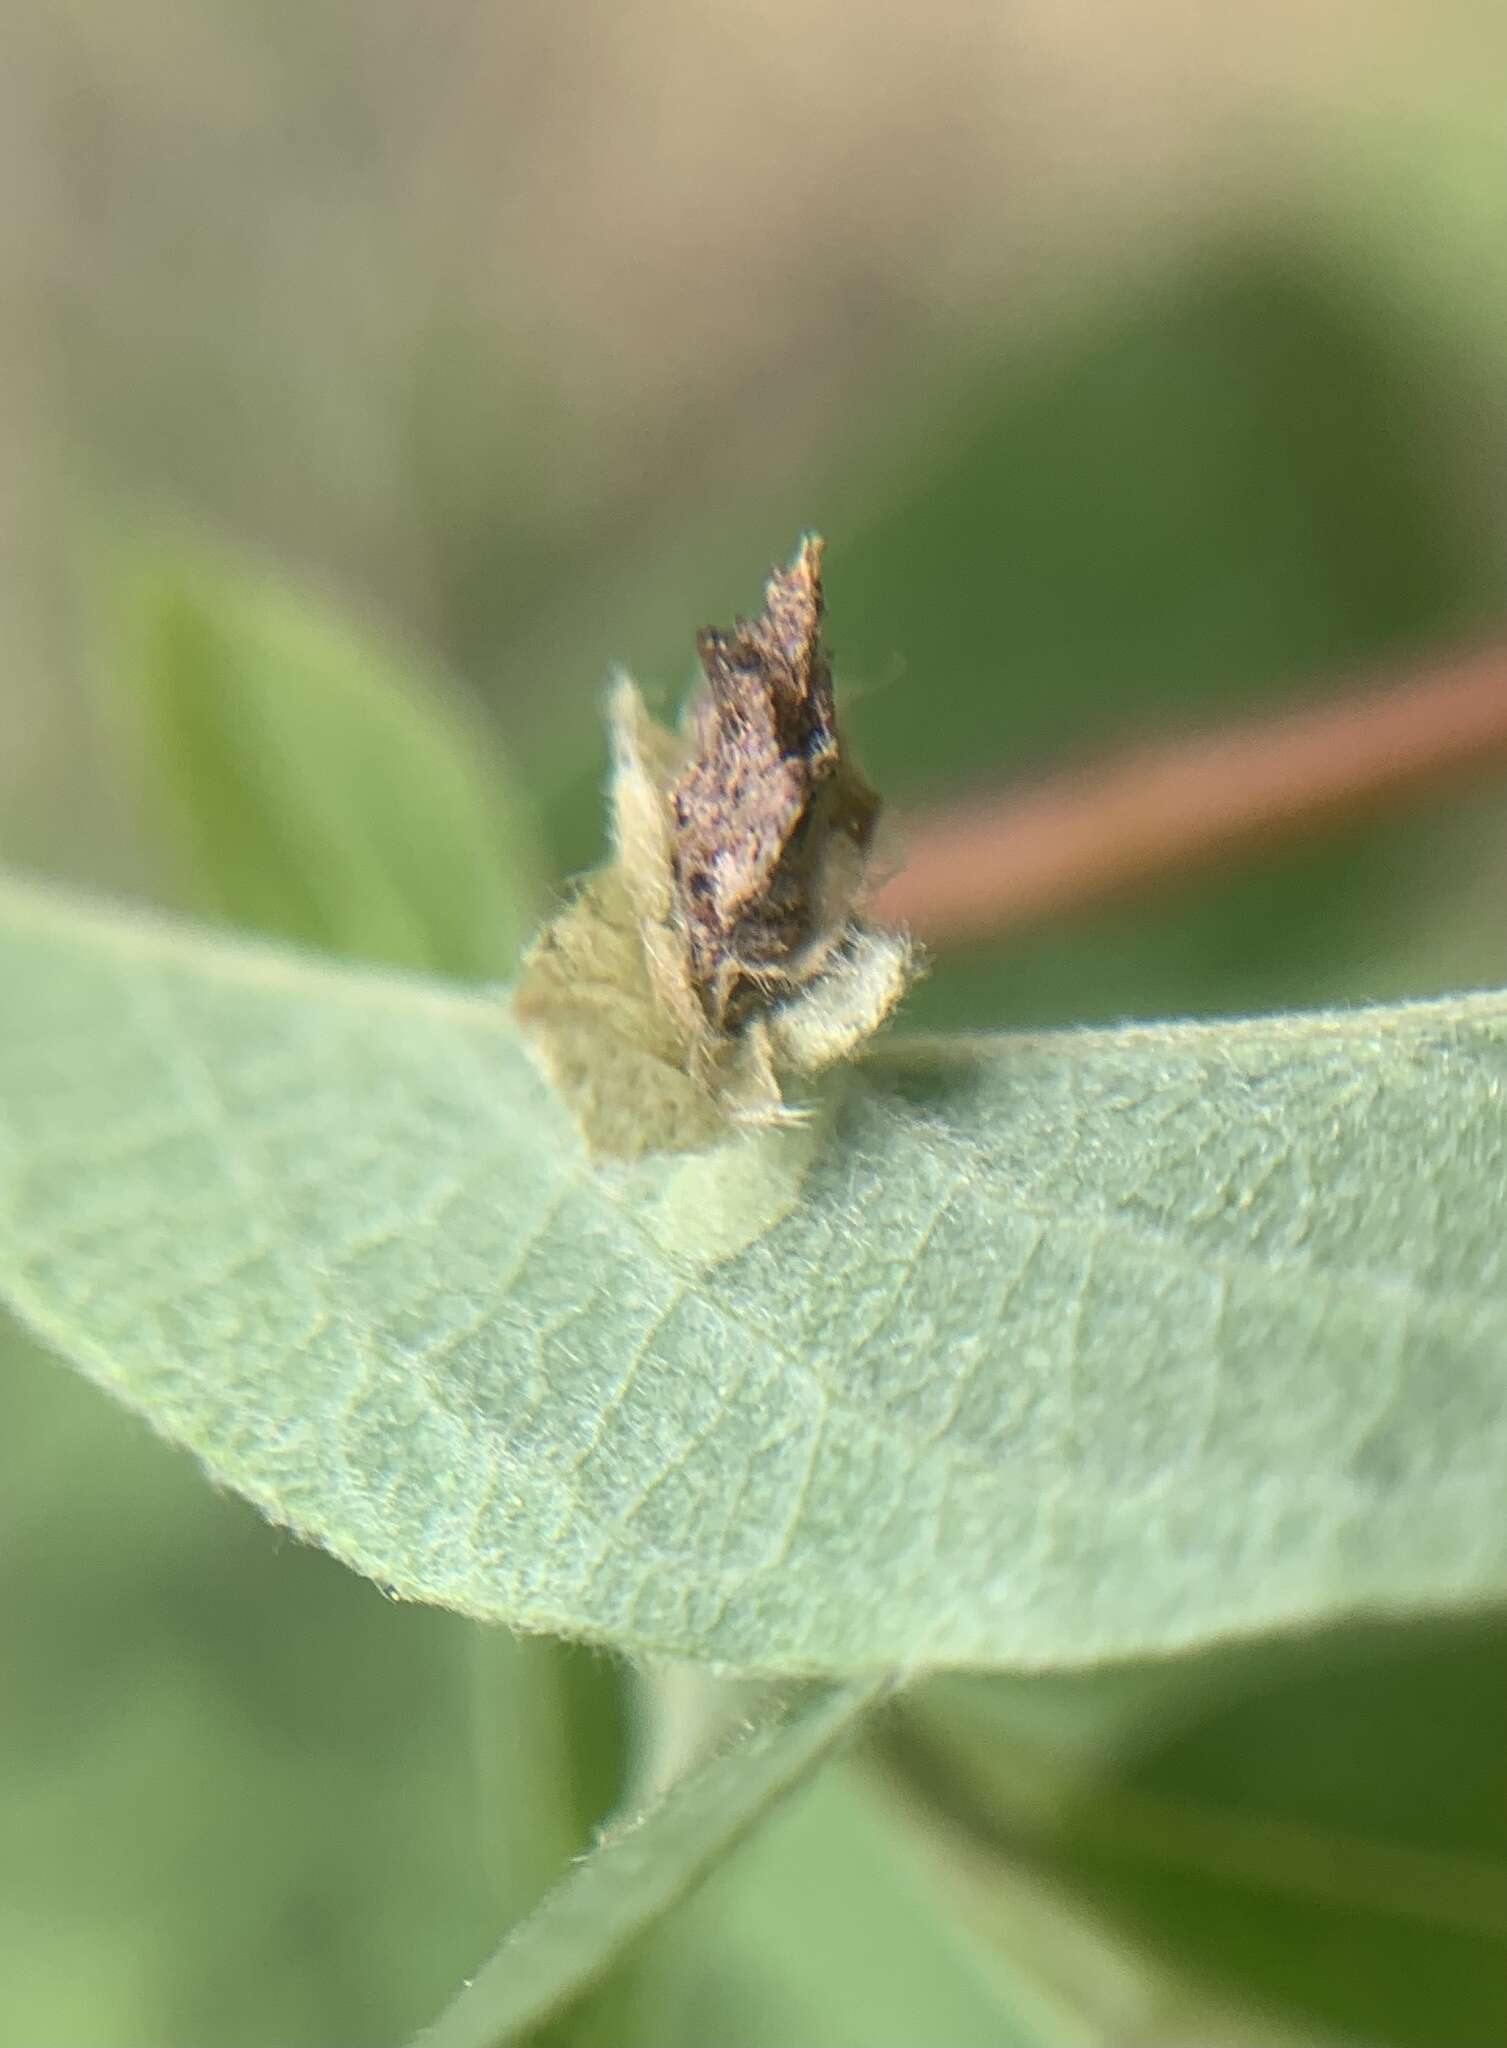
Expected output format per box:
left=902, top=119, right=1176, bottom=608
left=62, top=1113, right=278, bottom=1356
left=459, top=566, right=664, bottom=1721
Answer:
left=3, top=873, right=1506, bottom=1674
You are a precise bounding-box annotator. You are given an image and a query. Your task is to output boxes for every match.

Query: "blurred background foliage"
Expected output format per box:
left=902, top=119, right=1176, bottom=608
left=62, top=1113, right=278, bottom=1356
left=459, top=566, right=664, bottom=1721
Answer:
left=4, top=3, right=1507, bottom=2041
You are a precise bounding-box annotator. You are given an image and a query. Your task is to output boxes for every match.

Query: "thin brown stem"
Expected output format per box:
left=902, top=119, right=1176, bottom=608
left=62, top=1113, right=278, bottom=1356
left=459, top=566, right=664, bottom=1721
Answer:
left=872, top=637, right=1507, bottom=947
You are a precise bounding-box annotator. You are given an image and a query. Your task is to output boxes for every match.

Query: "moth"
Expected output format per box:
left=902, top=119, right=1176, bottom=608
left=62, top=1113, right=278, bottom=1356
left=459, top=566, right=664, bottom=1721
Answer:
left=517, top=537, right=913, bottom=1160
left=670, top=535, right=881, bottom=1034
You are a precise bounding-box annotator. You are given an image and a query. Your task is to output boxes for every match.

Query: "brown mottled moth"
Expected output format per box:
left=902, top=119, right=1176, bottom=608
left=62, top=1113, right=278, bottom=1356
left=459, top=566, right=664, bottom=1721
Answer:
left=517, top=538, right=914, bottom=1159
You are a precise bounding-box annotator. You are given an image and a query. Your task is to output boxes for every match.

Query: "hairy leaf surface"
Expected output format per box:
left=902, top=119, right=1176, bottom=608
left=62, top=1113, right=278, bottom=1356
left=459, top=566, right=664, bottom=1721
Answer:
left=2, top=873, right=1505, bottom=1672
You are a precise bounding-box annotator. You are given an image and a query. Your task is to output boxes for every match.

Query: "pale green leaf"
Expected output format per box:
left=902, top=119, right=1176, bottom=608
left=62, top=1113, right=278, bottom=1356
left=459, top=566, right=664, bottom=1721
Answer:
left=2, top=872, right=1507, bottom=1672
left=415, top=1680, right=887, bottom=2048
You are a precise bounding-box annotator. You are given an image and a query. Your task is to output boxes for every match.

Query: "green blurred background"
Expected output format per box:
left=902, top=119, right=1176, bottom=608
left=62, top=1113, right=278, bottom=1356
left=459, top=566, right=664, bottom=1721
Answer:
left=5, top=4, right=1507, bottom=2041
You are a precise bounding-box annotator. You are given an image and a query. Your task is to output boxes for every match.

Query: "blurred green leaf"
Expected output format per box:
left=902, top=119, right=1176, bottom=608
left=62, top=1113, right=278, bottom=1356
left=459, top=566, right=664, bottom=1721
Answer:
left=102, top=542, right=541, bottom=978
left=417, top=1680, right=887, bottom=2048
left=672, top=1760, right=1058, bottom=2048
left=467, top=1632, right=629, bottom=1938
left=3, top=872, right=1507, bottom=1673
left=822, top=240, right=1504, bottom=1035
left=902, top=1614, right=1507, bottom=2047
left=0, top=1317, right=502, bottom=2048
left=542, top=1675, right=1049, bottom=2048
left=838, top=246, right=1482, bottom=795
